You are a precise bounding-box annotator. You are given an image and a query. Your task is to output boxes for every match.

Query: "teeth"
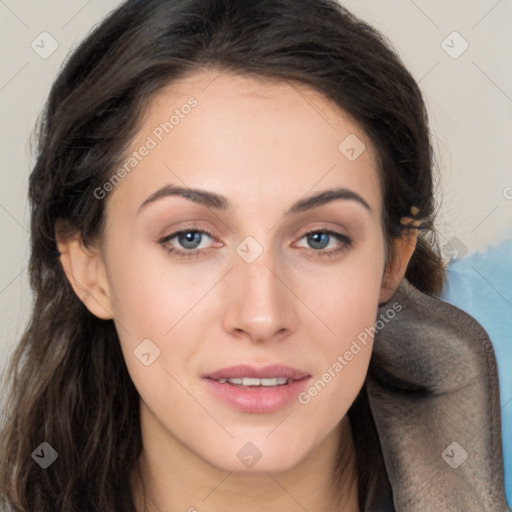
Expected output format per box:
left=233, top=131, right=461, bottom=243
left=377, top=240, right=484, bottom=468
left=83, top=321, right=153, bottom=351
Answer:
left=215, top=377, right=290, bottom=386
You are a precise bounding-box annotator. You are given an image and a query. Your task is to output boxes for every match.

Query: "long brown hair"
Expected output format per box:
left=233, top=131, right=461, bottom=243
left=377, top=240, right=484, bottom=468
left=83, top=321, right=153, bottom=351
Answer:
left=0, top=1, right=446, bottom=510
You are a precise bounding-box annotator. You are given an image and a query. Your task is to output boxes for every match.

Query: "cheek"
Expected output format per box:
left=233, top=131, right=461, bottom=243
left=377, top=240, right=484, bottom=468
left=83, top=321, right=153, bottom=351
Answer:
left=103, top=241, right=212, bottom=391
left=295, top=310, right=376, bottom=437
left=299, top=237, right=384, bottom=407
left=310, top=234, right=385, bottom=343
left=105, top=241, right=190, bottom=334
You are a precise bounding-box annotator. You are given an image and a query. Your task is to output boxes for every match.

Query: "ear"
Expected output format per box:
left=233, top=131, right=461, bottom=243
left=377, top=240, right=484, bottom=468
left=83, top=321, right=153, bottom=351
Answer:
left=379, top=221, right=419, bottom=305
left=55, top=221, right=113, bottom=320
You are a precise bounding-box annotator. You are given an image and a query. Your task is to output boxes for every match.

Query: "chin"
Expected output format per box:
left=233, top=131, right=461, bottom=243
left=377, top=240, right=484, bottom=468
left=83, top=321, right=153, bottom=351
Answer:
left=201, top=436, right=310, bottom=474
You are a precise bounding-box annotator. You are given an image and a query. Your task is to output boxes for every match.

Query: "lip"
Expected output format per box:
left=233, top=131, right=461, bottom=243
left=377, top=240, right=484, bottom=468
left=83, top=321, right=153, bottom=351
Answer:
left=202, top=364, right=311, bottom=414
left=202, top=364, right=310, bottom=381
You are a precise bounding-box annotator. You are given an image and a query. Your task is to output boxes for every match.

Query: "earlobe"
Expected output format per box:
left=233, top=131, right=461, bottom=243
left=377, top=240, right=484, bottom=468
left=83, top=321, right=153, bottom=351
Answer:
left=379, top=221, right=419, bottom=305
left=56, top=226, right=113, bottom=320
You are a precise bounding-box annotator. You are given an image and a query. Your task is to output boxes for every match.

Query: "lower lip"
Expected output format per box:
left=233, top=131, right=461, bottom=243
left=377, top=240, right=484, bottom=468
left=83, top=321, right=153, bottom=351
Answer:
left=203, top=377, right=311, bottom=413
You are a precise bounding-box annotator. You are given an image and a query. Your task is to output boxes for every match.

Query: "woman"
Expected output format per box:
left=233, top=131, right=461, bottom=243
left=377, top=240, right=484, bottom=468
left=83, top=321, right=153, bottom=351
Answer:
left=0, top=0, right=508, bottom=511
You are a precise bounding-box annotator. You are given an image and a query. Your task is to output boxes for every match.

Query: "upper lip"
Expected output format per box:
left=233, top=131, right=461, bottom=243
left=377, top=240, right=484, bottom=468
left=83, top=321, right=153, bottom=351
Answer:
left=203, top=364, right=310, bottom=381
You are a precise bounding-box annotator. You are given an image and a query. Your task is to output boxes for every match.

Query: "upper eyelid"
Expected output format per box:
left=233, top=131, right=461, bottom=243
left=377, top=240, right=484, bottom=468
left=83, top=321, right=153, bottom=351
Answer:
left=158, top=227, right=214, bottom=242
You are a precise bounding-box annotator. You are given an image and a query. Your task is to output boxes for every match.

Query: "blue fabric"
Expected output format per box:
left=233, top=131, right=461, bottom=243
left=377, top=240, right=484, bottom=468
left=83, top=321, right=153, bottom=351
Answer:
left=438, top=233, right=512, bottom=508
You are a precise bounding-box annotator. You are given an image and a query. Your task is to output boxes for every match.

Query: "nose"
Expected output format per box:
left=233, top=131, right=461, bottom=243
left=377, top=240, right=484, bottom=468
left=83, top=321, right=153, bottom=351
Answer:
left=222, top=247, right=299, bottom=345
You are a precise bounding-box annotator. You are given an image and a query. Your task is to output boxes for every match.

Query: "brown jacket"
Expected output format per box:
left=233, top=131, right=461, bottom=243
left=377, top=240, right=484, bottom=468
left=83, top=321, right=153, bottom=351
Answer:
left=368, top=278, right=510, bottom=511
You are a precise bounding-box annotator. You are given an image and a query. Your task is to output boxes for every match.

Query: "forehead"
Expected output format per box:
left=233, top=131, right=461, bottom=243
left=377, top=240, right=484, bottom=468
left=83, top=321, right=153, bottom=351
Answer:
left=106, top=68, right=382, bottom=221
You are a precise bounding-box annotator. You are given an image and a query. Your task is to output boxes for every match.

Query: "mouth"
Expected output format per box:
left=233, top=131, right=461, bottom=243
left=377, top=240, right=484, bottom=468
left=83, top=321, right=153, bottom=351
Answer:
left=211, top=376, right=298, bottom=387
left=202, top=364, right=311, bottom=413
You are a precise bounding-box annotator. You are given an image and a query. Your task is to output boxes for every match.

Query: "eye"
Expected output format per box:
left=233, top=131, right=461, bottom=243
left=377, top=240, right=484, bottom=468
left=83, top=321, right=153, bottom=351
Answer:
left=294, top=229, right=353, bottom=259
left=158, top=228, right=217, bottom=259
left=157, top=227, right=353, bottom=260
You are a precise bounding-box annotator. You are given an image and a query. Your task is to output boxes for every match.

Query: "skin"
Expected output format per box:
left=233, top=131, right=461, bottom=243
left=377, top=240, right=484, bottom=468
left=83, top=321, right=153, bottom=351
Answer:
left=57, top=68, right=418, bottom=511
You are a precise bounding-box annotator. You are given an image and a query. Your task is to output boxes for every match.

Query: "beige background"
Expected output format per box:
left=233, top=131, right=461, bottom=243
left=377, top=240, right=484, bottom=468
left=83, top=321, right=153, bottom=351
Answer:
left=1, top=0, right=511, bottom=370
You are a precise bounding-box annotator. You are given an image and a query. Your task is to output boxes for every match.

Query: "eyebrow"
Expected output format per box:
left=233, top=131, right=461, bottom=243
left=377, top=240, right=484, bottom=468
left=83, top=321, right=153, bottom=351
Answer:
left=137, top=184, right=372, bottom=215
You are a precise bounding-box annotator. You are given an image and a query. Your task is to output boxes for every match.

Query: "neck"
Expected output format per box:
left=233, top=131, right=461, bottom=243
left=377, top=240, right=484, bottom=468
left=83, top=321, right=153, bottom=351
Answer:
left=131, top=401, right=360, bottom=512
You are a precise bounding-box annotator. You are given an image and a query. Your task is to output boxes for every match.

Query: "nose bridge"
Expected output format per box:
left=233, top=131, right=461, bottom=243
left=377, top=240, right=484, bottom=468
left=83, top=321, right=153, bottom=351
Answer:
left=223, top=238, right=296, bottom=341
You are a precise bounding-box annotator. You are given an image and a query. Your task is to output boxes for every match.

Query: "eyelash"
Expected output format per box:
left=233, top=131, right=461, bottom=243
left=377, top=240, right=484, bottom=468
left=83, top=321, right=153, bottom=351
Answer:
left=157, top=227, right=353, bottom=260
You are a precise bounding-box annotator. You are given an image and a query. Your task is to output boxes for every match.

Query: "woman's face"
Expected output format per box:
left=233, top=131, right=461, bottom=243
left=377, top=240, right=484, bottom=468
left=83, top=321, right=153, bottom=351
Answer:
left=97, top=69, right=387, bottom=472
